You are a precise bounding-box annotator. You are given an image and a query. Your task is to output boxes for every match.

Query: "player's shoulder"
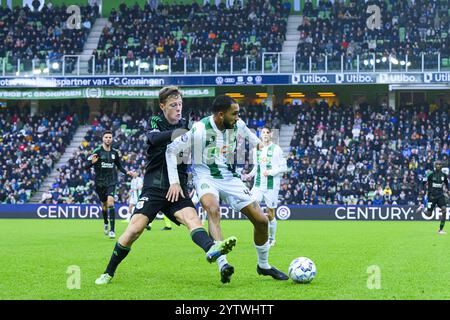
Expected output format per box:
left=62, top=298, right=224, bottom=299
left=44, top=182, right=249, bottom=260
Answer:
left=192, top=119, right=207, bottom=132
left=236, top=119, right=247, bottom=129
left=150, top=115, right=163, bottom=129
left=112, top=148, right=122, bottom=156
left=93, top=146, right=102, bottom=153
left=273, top=143, right=283, bottom=152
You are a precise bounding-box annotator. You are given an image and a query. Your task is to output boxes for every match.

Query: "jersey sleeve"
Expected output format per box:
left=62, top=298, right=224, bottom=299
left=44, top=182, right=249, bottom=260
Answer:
left=114, top=150, right=128, bottom=175
left=166, top=122, right=203, bottom=185
left=269, top=146, right=288, bottom=176
left=85, top=147, right=101, bottom=170
left=236, top=119, right=261, bottom=147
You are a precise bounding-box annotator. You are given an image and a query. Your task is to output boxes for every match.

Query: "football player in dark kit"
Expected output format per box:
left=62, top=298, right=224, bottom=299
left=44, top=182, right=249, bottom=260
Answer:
left=95, top=86, right=237, bottom=285
left=86, top=130, right=137, bottom=239
left=417, top=160, right=449, bottom=234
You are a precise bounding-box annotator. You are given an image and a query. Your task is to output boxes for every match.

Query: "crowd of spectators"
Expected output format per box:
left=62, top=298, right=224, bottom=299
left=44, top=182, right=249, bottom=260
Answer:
left=296, top=0, right=450, bottom=71
left=0, top=108, right=78, bottom=204
left=93, top=0, right=289, bottom=73
left=262, top=100, right=450, bottom=206
left=5, top=98, right=450, bottom=206
left=0, top=2, right=99, bottom=73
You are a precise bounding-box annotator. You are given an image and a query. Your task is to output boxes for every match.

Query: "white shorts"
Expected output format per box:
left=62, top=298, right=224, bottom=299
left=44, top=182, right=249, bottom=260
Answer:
left=129, top=194, right=139, bottom=206
left=251, top=187, right=279, bottom=209
left=194, top=176, right=254, bottom=212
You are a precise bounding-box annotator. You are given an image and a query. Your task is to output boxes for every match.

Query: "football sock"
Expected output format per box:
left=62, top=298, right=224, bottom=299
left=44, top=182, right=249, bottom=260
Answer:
left=255, top=240, right=271, bottom=269
left=108, top=206, right=115, bottom=232
left=105, top=242, right=131, bottom=277
left=269, top=218, right=277, bottom=241
left=102, top=208, right=108, bottom=225
left=190, top=228, right=214, bottom=252
left=163, top=215, right=172, bottom=228
left=217, top=255, right=228, bottom=271
left=440, top=216, right=446, bottom=231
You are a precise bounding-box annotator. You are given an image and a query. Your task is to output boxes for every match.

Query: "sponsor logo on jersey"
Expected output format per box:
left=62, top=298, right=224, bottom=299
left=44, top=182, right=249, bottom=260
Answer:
left=101, top=163, right=114, bottom=168
left=432, top=183, right=443, bottom=188
left=201, top=183, right=210, bottom=190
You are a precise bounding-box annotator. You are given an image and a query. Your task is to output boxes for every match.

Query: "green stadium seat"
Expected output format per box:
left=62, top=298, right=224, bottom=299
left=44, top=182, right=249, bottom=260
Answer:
left=442, top=58, right=449, bottom=67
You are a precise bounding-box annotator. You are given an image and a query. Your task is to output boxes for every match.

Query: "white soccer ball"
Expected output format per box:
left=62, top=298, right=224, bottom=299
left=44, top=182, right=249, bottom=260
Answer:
left=288, top=257, right=316, bottom=284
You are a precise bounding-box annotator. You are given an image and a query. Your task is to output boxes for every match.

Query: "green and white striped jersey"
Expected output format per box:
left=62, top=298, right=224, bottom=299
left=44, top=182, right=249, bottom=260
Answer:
left=248, top=143, right=287, bottom=190
left=166, top=116, right=261, bottom=183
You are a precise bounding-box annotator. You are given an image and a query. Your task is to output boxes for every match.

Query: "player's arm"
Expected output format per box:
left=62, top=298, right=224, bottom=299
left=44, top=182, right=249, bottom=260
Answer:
left=237, top=119, right=261, bottom=147
left=165, top=125, right=199, bottom=202
left=243, top=147, right=258, bottom=181
left=114, top=150, right=135, bottom=177
left=267, top=146, right=288, bottom=176
left=85, top=149, right=100, bottom=169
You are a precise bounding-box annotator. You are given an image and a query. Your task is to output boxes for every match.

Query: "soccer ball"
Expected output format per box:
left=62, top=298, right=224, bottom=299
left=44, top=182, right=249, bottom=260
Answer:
left=288, top=257, right=316, bottom=284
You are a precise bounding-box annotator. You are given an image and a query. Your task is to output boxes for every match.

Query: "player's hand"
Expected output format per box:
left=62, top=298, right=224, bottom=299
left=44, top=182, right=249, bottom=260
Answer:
left=128, top=171, right=137, bottom=178
left=263, top=170, right=272, bottom=177
left=166, top=183, right=185, bottom=202
left=91, top=154, right=99, bottom=164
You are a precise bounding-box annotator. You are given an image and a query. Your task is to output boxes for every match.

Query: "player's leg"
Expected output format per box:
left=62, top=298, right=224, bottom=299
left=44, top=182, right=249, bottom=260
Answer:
left=200, top=193, right=223, bottom=241
left=106, top=195, right=116, bottom=238
left=438, top=196, right=447, bottom=234
left=267, top=207, right=277, bottom=246
left=161, top=215, right=172, bottom=230
left=195, top=179, right=234, bottom=281
left=224, top=178, right=288, bottom=280
left=102, top=202, right=109, bottom=235
left=96, top=186, right=109, bottom=235
left=171, top=205, right=237, bottom=263
left=239, top=201, right=287, bottom=280
left=438, top=206, right=447, bottom=234
left=264, top=190, right=279, bottom=246
left=95, top=213, right=150, bottom=284
left=200, top=193, right=234, bottom=283
left=127, top=203, right=134, bottom=223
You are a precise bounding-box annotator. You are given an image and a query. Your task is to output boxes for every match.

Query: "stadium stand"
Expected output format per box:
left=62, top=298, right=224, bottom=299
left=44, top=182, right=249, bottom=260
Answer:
left=296, top=0, right=450, bottom=71
left=0, top=108, right=79, bottom=204
left=274, top=100, right=450, bottom=205
left=0, top=3, right=98, bottom=74
left=93, top=0, right=289, bottom=73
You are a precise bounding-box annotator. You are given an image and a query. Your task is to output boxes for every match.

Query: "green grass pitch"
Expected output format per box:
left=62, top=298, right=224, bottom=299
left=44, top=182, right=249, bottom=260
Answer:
left=0, top=219, right=449, bottom=300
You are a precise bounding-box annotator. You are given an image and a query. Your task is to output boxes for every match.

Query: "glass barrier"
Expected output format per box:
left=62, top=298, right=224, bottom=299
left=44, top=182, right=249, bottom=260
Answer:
left=424, top=53, right=439, bottom=71
left=326, top=54, right=341, bottom=73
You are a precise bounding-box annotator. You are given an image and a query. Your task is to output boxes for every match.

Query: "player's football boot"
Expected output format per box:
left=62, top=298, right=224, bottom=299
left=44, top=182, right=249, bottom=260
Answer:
left=206, top=236, right=237, bottom=263
left=145, top=225, right=152, bottom=231
left=220, top=264, right=235, bottom=284
left=438, top=230, right=447, bottom=235
left=257, top=265, right=289, bottom=280
left=104, top=224, right=109, bottom=235
left=161, top=226, right=172, bottom=231
left=109, top=231, right=116, bottom=239
left=269, top=239, right=276, bottom=247
left=95, top=273, right=112, bottom=285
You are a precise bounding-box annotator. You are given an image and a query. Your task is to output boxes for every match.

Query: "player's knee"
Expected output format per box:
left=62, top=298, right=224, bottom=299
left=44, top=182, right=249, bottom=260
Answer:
left=255, top=215, right=269, bottom=230
left=182, top=212, right=202, bottom=229
left=206, top=205, right=221, bottom=221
